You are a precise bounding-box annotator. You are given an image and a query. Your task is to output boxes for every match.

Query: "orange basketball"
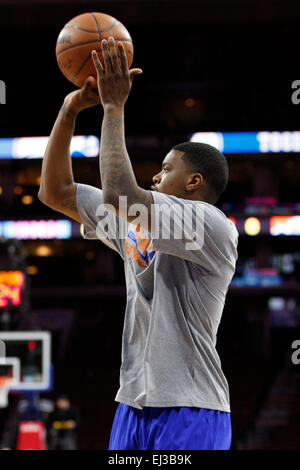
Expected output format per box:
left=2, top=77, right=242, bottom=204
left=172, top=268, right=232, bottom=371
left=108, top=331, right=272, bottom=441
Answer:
left=56, top=12, right=134, bottom=88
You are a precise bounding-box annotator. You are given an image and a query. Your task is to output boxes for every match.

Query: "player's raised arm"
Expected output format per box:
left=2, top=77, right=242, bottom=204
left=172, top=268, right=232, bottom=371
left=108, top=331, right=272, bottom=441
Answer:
left=91, top=39, right=153, bottom=229
left=38, top=78, right=100, bottom=223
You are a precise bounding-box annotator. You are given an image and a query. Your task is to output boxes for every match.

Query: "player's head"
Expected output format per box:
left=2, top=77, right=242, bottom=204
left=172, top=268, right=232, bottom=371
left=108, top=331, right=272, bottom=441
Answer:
left=151, top=142, right=228, bottom=204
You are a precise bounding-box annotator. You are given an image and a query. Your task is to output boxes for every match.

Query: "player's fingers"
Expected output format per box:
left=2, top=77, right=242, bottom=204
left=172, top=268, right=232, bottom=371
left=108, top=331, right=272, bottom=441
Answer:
left=86, top=76, right=99, bottom=95
left=91, top=51, right=104, bottom=76
left=88, top=76, right=98, bottom=90
left=88, top=82, right=101, bottom=101
left=118, top=42, right=129, bottom=75
left=129, top=68, right=143, bottom=84
left=108, top=37, right=120, bottom=71
left=84, top=73, right=100, bottom=98
left=81, top=76, right=94, bottom=98
left=101, top=40, right=112, bottom=73
left=81, top=76, right=100, bottom=102
left=82, top=76, right=94, bottom=91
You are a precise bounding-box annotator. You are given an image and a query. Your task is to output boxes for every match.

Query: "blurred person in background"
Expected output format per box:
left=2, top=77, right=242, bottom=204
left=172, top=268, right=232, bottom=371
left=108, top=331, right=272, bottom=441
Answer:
left=48, top=394, right=79, bottom=450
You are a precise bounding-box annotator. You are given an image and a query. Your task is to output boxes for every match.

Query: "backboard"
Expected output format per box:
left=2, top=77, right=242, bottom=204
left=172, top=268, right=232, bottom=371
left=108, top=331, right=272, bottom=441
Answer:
left=0, top=331, right=52, bottom=392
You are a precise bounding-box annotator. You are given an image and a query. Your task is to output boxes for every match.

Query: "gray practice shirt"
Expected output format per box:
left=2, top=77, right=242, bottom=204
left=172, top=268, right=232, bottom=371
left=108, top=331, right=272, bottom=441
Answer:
left=76, top=183, right=238, bottom=412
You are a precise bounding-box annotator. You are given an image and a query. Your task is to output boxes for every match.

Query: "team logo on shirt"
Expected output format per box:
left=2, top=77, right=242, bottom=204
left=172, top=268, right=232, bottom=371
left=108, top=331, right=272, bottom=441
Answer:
left=126, top=225, right=156, bottom=268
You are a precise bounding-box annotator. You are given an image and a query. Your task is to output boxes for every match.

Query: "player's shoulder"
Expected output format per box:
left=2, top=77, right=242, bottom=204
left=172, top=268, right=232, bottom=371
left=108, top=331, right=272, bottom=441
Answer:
left=151, top=191, right=237, bottom=230
left=193, top=200, right=239, bottom=244
left=197, top=200, right=229, bottom=222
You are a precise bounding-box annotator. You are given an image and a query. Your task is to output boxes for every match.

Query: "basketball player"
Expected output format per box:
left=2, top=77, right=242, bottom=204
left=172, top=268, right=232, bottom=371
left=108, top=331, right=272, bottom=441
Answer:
left=38, top=37, right=238, bottom=450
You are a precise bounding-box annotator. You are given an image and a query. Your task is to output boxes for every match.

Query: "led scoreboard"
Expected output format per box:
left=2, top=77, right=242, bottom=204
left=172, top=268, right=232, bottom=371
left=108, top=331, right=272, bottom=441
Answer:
left=0, top=270, right=25, bottom=309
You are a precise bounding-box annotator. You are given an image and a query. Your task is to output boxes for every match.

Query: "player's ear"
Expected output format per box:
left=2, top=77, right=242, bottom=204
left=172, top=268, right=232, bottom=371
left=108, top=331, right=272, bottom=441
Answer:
left=186, top=173, right=203, bottom=191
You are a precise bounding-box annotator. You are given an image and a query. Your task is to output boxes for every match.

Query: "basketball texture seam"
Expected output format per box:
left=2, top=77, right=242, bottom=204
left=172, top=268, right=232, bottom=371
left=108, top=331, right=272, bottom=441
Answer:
left=72, top=47, right=102, bottom=82
left=64, top=21, right=117, bottom=35
left=90, top=12, right=102, bottom=43
left=57, top=38, right=133, bottom=57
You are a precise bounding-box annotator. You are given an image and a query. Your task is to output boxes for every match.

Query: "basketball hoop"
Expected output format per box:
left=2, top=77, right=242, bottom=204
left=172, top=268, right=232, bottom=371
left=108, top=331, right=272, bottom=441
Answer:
left=0, top=377, right=11, bottom=408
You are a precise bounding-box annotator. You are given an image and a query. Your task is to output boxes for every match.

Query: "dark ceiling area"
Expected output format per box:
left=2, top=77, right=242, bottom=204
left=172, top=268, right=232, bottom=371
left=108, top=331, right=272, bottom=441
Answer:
left=1, top=0, right=300, bottom=147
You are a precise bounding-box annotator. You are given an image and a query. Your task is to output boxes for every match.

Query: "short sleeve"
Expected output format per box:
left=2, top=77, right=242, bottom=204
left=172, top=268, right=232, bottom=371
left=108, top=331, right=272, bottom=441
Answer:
left=76, top=183, right=126, bottom=257
left=150, top=191, right=238, bottom=273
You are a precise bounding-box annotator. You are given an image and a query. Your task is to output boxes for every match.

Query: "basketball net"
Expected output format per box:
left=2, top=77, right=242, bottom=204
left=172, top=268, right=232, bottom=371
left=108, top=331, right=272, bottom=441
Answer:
left=0, top=377, right=11, bottom=408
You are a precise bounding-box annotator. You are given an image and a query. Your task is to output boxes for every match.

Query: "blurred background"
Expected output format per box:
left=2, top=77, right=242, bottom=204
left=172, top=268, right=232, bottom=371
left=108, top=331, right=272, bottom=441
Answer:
left=0, top=0, right=300, bottom=450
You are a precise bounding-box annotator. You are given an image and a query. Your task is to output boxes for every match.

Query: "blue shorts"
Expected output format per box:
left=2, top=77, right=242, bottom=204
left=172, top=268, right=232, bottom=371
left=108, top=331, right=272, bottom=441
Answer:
left=109, top=403, right=231, bottom=450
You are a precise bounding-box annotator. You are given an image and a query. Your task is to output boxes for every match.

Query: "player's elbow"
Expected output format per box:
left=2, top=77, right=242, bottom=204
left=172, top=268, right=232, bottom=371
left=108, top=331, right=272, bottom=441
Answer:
left=38, top=187, right=48, bottom=204
left=38, top=188, right=47, bottom=204
left=38, top=188, right=60, bottom=209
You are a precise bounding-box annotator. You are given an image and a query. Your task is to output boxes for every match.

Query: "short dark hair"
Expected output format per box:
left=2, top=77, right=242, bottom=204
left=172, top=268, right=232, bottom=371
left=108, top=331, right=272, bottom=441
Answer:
left=173, top=141, right=228, bottom=204
left=56, top=394, right=69, bottom=401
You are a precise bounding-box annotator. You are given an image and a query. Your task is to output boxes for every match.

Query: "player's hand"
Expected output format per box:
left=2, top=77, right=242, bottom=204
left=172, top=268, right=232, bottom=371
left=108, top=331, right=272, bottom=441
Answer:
left=63, top=76, right=101, bottom=114
left=91, top=37, right=143, bottom=109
